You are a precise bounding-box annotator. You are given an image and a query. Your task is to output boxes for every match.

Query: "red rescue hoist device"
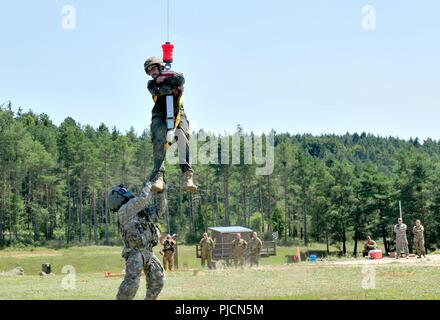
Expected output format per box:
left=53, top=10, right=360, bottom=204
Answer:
left=161, top=42, right=177, bottom=149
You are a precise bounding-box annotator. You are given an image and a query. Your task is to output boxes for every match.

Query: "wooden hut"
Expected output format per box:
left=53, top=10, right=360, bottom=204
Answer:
left=195, top=226, right=276, bottom=263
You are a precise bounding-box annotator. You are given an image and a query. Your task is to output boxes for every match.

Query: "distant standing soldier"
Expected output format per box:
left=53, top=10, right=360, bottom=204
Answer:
left=161, top=235, right=176, bottom=271
left=248, top=232, right=263, bottom=267
left=199, top=233, right=215, bottom=269
left=394, top=217, right=409, bottom=259
left=412, top=220, right=426, bottom=259
left=231, top=233, right=247, bottom=268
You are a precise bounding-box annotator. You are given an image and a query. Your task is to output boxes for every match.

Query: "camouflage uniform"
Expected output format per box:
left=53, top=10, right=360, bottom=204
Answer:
left=248, top=236, right=262, bottom=267
left=116, top=186, right=164, bottom=300
left=231, top=239, right=247, bottom=267
left=200, top=237, right=215, bottom=269
left=394, top=223, right=409, bottom=258
left=147, top=73, right=193, bottom=183
left=412, top=225, right=426, bottom=258
left=162, top=239, right=176, bottom=271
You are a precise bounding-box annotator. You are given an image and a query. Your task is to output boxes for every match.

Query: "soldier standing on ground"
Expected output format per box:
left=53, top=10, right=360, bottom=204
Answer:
left=248, top=232, right=263, bottom=267
left=413, top=219, right=426, bottom=259
left=199, top=233, right=215, bottom=269
left=108, top=183, right=164, bottom=300
left=394, top=217, right=409, bottom=259
left=161, top=235, right=176, bottom=271
left=231, top=233, right=247, bottom=268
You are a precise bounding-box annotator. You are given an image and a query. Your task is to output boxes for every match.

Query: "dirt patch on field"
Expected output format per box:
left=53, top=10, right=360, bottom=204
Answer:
left=330, top=255, right=440, bottom=267
left=377, top=271, right=416, bottom=277
left=0, top=251, right=63, bottom=258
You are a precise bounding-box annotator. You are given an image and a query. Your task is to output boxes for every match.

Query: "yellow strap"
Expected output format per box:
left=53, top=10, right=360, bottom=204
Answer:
left=174, top=94, right=184, bottom=130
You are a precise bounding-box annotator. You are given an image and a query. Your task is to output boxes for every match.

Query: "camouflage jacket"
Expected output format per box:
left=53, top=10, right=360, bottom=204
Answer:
left=118, top=185, right=159, bottom=257
left=412, top=225, right=425, bottom=240
left=162, top=239, right=176, bottom=253
left=248, top=237, right=262, bottom=255
left=394, top=223, right=408, bottom=239
left=200, top=238, right=215, bottom=254
left=147, top=72, right=185, bottom=120
left=231, top=239, right=247, bottom=256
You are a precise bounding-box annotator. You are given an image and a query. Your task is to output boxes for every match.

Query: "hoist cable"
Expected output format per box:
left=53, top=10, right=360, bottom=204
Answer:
left=167, top=0, right=170, bottom=42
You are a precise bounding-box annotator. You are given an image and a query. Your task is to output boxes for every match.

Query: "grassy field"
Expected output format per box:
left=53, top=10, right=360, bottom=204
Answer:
left=1, top=245, right=440, bottom=300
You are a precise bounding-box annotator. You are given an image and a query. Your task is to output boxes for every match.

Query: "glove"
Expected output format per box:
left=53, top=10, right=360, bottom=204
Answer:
left=166, top=130, right=175, bottom=144
left=172, top=86, right=183, bottom=96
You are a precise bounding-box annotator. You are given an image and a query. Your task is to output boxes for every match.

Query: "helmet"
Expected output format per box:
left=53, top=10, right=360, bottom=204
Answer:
left=144, top=56, right=164, bottom=74
left=108, top=184, right=135, bottom=211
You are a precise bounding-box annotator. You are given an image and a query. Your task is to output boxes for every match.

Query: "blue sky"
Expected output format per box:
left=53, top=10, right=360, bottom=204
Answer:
left=1, top=0, right=439, bottom=140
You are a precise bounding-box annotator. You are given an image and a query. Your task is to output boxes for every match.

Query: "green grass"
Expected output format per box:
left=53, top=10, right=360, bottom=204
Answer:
left=1, top=245, right=440, bottom=300
left=0, top=245, right=302, bottom=275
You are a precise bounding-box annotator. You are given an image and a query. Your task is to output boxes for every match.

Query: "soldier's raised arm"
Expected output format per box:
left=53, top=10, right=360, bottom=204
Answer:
left=119, top=184, right=153, bottom=227
left=147, top=80, right=175, bottom=97
left=163, top=73, right=185, bottom=87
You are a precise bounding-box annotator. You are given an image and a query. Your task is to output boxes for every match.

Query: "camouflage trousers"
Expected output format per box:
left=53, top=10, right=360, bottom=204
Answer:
left=395, top=238, right=409, bottom=258
left=414, top=238, right=426, bottom=257
left=249, top=254, right=260, bottom=267
left=201, top=252, right=213, bottom=269
left=116, top=249, right=164, bottom=300
left=163, top=251, right=174, bottom=271
left=233, top=255, right=245, bottom=268
left=149, top=114, right=193, bottom=182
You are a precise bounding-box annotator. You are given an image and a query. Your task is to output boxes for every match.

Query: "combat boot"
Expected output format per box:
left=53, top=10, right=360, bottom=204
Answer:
left=182, top=171, right=197, bottom=193
left=151, top=174, right=164, bottom=193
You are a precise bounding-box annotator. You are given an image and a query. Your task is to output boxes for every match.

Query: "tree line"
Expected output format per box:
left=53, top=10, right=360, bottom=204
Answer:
left=1, top=103, right=440, bottom=255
